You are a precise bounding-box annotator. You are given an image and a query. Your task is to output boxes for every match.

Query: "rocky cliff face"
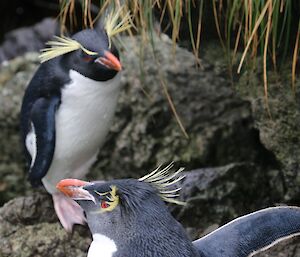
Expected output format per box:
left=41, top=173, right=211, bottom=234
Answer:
left=0, top=53, right=38, bottom=205
left=238, top=69, right=300, bottom=204
left=0, top=33, right=298, bottom=256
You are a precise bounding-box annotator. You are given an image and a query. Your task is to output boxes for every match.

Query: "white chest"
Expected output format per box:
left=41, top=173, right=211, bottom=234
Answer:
left=42, top=70, right=121, bottom=193
left=55, top=70, right=121, bottom=158
left=88, top=233, right=117, bottom=257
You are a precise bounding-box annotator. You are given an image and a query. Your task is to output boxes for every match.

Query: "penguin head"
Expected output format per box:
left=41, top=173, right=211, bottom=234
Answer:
left=56, top=178, right=169, bottom=225
left=63, top=29, right=121, bottom=81
left=39, top=9, right=132, bottom=82
left=56, top=167, right=200, bottom=257
left=56, top=165, right=186, bottom=232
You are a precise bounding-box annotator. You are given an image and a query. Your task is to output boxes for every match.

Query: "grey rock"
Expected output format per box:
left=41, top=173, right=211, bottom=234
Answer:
left=0, top=165, right=286, bottom=257
left=0, top=18, right=57, bottom=63
left=0, top=52, right=40, bottom=205
left=172, top=163, right=283, bottom=235
left=0, top=193, right=90, bottom=257
left=255, top=237, right=300, bottom=257
left=0, top=35, right=289, bottom=255
left=0, top=36, right=279, bottom=204
left=237, top=68, right=300, bottom=203
left=90, top=35, right=278, bottom=181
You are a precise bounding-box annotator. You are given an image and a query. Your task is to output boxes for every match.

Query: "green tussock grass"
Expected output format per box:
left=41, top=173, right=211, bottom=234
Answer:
left=214, top=0, right=299, bottom=114
left=58, top=0, right=299, bottom=125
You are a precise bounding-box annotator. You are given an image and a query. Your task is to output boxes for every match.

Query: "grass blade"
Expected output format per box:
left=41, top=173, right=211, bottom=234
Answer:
left=292, top=20, right=300, bottom=93
left=237, top=0, right=271, bottom=74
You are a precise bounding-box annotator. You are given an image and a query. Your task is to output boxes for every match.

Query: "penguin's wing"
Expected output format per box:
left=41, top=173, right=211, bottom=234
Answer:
left=26, top=96, right=60, bottom=187
left=193, top=206, right=300, bottom=257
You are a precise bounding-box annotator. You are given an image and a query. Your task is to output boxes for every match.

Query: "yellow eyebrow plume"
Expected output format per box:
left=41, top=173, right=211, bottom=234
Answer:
left=39, top=35, right=97, bottom=63
left=139, top=163, right=186, bottom=206
left=103, top=185, right=119, bottom=212
left=94, top=185, right=119, bottom=213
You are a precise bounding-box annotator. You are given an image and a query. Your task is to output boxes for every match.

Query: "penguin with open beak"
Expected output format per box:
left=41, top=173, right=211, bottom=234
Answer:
left=56, top=165, right=300, bottom=257
left=20, top=10, right=131, bottom=232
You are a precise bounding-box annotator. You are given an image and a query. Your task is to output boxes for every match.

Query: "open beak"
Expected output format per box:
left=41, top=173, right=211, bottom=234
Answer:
left=95, top=51, right=122, bottom=71
left=56, top=179, right=95, bottom=203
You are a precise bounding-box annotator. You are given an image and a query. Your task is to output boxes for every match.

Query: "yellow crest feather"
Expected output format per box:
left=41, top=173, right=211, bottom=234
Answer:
left=104, top=7, right=133, bottom=47
left=39, top=8, right=132, bottom=63
left=139, top=163, right=186, bottom=205
left=39, top=35, right=97, bottom=63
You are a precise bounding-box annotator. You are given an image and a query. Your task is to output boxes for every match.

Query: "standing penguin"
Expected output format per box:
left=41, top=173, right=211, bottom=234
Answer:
left=57, top=165, right=300, bottom=257
left=20, top=10, right=131, bottom=232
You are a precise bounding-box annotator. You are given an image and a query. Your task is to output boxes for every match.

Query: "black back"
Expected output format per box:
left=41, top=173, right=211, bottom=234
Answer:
left=20, top=58, right=68, bottom=185
left=193, top=206, right=300, bottom=257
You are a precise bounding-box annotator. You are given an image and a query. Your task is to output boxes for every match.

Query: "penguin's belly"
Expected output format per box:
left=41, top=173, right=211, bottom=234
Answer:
left=42, top=70, right=121, bottom=193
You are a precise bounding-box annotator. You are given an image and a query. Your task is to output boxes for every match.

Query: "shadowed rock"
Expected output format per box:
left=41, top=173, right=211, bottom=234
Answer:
left=0, top=34, right=293, bottom=256
left=0, top=18, right=57, bottom=62
left=0, top=36, right=281, bottom=205
left=237, top=68, right=300, bottom=203
left=91, top=36, right=279, bottom=181
left=173, top=163, right=283, bottom=232
left=0, top=192, right=90, bottom=257
left=0, top=169, right=295, bottom=257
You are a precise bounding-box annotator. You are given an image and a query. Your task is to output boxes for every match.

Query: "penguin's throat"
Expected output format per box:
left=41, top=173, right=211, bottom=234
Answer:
left=88, top=233, right=117, bottom=257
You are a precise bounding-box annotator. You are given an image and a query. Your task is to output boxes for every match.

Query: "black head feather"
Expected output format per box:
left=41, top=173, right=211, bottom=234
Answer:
left=62, top=29, right=120, bottom=81
left=76, top=179, right=200, bottom=257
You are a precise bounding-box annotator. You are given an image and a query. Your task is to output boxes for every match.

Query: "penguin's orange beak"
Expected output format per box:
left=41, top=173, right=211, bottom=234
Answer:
left=95, top=51, right=122, bottom=71
left=56, top=179, right=95, bottom=202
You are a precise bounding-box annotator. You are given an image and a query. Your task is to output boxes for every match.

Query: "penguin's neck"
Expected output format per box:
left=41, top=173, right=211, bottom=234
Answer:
left=86, top=207, right=200, bottom=257
left=88, top=233, right=117, bottom=257
left=68, top=69, right=122, bottom=96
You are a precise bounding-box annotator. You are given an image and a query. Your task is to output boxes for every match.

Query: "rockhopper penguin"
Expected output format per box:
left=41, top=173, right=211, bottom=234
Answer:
left=20, top=10, right=131, bottom=232
left=57, top=165, right=300, bottom=257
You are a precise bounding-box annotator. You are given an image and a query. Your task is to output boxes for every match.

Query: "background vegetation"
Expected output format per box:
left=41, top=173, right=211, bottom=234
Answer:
left=58, top=0, right=299, bottom=126
left=59, top=0, right=299, bottom=86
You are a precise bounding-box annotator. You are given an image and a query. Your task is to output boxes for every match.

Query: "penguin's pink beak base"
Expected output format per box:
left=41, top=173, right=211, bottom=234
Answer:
left=95, top=51, right=122, bottom=71
left=56, top=179, right=95, bottom=202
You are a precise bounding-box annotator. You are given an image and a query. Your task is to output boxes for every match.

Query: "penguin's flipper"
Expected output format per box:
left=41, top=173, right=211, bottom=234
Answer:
left=26, top=97, right=60, bottom=187
left=193, top=206, right=300, bottom=257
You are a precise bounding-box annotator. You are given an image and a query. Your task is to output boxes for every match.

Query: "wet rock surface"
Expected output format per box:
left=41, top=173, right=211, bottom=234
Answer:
left=0, top=34, right=298, bottom=256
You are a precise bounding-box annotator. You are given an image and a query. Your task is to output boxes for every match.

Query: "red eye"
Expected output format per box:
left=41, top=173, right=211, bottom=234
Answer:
left=101, top=201, right=109, bottom=209
left=83, top=56, right=93, bottom=62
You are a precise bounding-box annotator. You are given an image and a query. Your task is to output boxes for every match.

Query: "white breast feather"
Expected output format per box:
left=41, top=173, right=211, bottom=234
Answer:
left=25, top=122, right=37, bottom=168
left=88, top=233, right=117, bottom=257
left=42, top=70, right=121, bottom=193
